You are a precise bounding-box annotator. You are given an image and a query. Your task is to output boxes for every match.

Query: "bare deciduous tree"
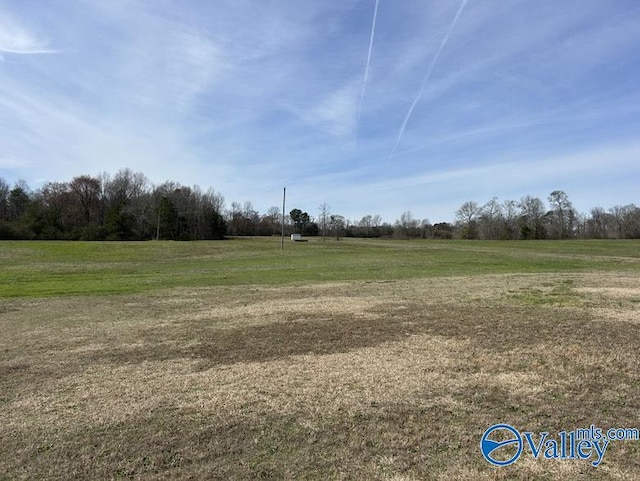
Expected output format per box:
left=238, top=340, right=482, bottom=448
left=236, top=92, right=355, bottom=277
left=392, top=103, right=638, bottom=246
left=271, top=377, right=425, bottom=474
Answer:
left=318, top=202, right=331, bottom=241
left=455, top=201, right=480, bottom=239
left=548, top=190, right=576, bottom=239
left=479, top=197, right=504, bottom=240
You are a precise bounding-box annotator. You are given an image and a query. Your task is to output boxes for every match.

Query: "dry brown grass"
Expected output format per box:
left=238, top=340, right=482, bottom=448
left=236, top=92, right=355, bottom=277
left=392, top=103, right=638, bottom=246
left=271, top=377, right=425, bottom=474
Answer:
left=1, top=273, right=639, bottom=479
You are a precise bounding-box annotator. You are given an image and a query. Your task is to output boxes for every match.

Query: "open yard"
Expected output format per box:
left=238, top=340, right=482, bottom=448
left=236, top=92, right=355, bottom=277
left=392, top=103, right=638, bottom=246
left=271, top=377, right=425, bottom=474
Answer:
left=1, top=238, right=639, bottom=479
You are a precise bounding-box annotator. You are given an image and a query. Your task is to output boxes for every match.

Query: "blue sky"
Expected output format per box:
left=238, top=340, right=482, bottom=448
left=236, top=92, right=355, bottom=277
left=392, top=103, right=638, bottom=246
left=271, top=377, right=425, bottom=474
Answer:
left=1, top=0, right=639, bottom=223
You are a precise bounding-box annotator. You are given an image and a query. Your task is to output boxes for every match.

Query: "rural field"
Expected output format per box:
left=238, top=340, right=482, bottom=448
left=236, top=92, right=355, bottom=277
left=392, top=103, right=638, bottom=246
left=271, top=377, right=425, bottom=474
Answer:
left=1, top=238, right=639, bottom=480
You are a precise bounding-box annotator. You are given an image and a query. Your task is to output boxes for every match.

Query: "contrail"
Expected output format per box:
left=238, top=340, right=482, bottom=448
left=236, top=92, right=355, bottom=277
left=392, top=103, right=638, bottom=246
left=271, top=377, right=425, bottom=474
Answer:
left=355, top=0, right=380, bottom=144
left=390, top=0, right=469, bottom=155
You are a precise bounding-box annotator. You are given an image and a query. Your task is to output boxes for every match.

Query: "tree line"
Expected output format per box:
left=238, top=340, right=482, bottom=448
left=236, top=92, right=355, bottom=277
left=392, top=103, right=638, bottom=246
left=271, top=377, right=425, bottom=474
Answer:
left=0, top=169, right=225, bottom=240
left=1, top=170, right=639, bottom=240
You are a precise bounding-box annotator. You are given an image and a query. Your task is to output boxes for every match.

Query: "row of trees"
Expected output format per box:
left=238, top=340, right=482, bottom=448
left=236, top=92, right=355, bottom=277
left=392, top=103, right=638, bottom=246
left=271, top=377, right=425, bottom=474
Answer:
left=0, top=170, right=225, bottom=240
left=452, top=191, right=640, bottom=240
left=1, top=171, right=639, bottom=240
left=293, top=190, right=640, bottom=240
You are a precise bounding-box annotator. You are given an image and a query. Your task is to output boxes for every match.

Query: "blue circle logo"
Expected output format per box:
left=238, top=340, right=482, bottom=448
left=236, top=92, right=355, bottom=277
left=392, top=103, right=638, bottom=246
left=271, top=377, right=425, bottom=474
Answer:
left=481, top=424, right=523, bottom=466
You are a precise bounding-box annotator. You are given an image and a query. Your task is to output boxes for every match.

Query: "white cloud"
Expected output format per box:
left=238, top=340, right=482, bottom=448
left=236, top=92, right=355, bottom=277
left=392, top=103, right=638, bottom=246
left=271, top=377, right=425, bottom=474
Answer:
left=300, top=82, right=360, bottom=138
left=0, top=11, right=57, bottom=55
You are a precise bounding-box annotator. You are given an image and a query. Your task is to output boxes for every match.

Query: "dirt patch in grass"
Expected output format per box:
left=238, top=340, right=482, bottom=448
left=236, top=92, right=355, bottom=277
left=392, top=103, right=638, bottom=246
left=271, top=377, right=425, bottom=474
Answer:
left=1, top=273, right=639, bottom=479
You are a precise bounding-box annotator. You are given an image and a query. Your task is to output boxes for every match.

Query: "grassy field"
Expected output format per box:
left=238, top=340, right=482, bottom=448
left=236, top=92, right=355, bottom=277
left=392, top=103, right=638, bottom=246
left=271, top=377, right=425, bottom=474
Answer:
left=1, top=238, right=639, bottom=479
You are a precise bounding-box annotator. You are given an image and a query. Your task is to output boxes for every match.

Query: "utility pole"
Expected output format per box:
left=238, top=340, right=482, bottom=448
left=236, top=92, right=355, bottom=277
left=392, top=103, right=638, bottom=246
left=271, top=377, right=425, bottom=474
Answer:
left=281, top=187, right=286, bottom=250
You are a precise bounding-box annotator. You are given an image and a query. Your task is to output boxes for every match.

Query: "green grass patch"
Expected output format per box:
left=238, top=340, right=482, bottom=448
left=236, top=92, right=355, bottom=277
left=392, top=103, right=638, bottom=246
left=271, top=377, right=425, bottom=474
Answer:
left=1, top=238, right=639, bottom=298
left=508, top=279, right=585, bottom=306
